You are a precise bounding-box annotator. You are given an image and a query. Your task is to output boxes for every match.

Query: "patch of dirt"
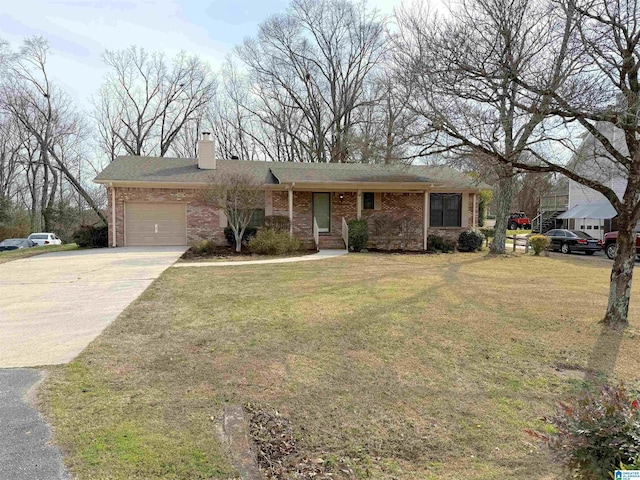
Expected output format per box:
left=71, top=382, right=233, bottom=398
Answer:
left=245, top=403, right=356, bottom=480
left=552, top=364, right=590, bottom=381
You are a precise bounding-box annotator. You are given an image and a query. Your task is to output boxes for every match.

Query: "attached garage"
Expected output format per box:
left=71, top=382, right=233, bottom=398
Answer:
left=124, top=202, right=187, bottom=246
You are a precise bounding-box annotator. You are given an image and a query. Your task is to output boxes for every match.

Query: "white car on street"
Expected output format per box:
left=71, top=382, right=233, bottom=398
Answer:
left=27, top=232, right=63, bottom=246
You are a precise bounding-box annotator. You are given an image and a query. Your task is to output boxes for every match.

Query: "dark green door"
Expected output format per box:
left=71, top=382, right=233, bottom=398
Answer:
left=313, top=193, right=331, bottom=233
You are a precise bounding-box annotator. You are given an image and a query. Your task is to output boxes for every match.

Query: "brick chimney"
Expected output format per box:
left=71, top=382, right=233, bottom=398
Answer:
left=198, top=132, right=216, bottom=169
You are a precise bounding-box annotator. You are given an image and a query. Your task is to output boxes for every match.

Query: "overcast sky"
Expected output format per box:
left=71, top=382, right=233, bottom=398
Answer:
left=0, top=0, right=437, bottom=109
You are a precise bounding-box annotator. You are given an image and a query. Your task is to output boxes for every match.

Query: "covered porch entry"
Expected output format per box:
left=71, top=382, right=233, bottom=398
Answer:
left=267, top=188, right=439, bottom=251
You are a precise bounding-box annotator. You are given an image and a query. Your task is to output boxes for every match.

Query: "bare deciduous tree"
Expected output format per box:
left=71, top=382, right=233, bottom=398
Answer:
left=96, top=46, right=217, bottom=159
left=512, top=172, right=554, bottom=221
left=395, top=0, right=573, bottom=253
left=499, top=0, right=640, bottom=328
left=349, top=72, right=415, bottom=164
left=404, top=0, right=640, bottom=327
left=236, top=0, right=388, bottom=163
left=201, top=171, right=263, bottom=252
left=0, top=36, right=106, bottom=228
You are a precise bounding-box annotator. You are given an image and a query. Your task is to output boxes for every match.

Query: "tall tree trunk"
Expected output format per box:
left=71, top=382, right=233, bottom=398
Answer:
left=44, top=165, right=58, bottom=232
left=50, top=152, right=107, bottom=225
left=602, top=215, right=637, bottom=329
left=490, top=173, right=517, bottom=254
left=40, top=153, right=50, bottom=231
left=30, top=186, right=39, bottom=232
left=39, top=145, right=58, bottom=232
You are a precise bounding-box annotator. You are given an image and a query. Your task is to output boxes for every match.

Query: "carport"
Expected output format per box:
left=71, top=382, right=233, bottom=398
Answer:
left=558, top=202, right=617, bottom=240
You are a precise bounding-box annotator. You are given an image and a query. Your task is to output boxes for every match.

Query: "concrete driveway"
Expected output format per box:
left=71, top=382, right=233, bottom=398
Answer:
left=0, top=246, right=187, bottom=368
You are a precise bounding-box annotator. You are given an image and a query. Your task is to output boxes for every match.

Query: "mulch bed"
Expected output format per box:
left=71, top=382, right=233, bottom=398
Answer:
left=180, top=245, right=250, bottom=261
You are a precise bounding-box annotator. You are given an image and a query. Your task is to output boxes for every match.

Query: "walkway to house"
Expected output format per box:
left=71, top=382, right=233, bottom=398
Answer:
left=174, top=249, right=348, bottom=268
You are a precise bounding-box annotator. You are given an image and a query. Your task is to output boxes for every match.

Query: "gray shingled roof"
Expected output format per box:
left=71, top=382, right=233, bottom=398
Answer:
left=94, top=157, right=275, bottom=184
left=94, top=156, right=488, bottom=190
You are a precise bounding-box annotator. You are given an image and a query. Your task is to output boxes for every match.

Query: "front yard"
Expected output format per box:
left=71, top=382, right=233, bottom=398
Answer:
left=40, top=252, right=640, bottom=479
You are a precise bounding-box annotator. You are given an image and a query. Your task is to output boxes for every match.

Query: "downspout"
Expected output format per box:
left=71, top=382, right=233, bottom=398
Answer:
left=110, top=183, right=116, bottom=247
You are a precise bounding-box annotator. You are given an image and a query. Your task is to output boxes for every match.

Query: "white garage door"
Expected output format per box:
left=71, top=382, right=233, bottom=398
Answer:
left=125, top=203, right=187, bottom=246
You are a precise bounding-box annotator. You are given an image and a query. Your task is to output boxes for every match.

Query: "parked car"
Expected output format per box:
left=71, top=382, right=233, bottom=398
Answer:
left=0, top=238, right=37, bottom=251
left=545, top=229, right=602, bottom=255
left=27, top=232, right=62, bottom=246
left=508, top=212, right=531, bottom=230
left=602, top=231, right=640, bottom=260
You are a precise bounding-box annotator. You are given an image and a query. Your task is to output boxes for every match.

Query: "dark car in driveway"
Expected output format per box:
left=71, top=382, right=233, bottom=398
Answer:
left=0, top=238, right=37, bottom=252
left=545, top=229, right=602, bottom=255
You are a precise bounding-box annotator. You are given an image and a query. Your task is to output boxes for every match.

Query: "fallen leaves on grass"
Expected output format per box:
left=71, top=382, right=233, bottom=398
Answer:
left=245, top=403, right=355, bottom=480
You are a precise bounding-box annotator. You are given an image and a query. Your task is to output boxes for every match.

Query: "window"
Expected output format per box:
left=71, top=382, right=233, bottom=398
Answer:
left=430, top=194, right=462, bottom=227
left=248, top=209, right=265, bottom=228
left=363, top=192, right=375, bottom=210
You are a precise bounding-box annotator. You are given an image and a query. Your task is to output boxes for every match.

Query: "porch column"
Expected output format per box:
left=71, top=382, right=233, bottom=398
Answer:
left=357, top=189, right=362, bottom=220
left=423, top=191, right=429, bottom=250
left=110, top=184, right=117, bottom=247
left=288, top=188, right=293, bottom=236
left=472, top=193, right=477, bottom=229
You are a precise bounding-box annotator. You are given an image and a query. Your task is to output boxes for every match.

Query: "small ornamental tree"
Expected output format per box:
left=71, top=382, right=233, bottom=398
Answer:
left=201, top=171, right=263, bottom=252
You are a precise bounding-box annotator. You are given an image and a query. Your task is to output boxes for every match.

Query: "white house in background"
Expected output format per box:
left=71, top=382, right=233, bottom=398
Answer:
left=557, top=123, right=629, bottom=241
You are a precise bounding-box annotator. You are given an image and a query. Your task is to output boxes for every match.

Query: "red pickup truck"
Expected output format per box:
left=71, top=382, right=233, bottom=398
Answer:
left=603, top=231, right=640, bottom=259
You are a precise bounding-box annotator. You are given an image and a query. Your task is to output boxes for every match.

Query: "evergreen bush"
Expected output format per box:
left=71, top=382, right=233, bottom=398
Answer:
left=347, top=219, right=369, bottom=251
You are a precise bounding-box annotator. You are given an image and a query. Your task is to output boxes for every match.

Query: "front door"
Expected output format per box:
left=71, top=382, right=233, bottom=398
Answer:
left=313, top=193, right=331, bottom=233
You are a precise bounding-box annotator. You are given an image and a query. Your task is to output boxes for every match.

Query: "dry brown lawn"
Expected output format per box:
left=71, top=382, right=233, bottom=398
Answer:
left=40, top=252, right=640, bottom=479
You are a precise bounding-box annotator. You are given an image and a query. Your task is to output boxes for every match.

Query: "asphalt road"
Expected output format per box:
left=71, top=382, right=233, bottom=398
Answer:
left=547, top=249, right=612, bottom=262
left=0, top=369, right=69, bottom=480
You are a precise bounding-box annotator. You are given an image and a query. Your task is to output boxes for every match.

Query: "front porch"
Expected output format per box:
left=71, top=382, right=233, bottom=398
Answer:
left=267, top=189, right=479, bottom=251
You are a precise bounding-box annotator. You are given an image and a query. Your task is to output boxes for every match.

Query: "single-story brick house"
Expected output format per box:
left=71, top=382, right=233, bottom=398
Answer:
left=94, top=134, right=488, bottom=250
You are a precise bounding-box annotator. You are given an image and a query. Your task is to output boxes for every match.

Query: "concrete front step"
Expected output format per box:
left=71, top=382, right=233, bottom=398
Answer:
left=318, top=236, right=346, bottom=250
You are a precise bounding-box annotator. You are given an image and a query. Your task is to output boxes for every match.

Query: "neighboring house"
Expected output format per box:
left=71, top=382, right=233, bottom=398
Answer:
left=556, top=123, right=628, bottom=240
left=534, top=179, right=569, bottom=233
left=94, top=133, right=486, bottom=251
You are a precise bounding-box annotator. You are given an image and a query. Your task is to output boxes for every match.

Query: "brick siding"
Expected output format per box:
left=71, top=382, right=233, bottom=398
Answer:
left=108, top=187, right=478, bottom=251
left=362, top=192, right=424, bottom=250
left=109, top=187, right=225, bottom=247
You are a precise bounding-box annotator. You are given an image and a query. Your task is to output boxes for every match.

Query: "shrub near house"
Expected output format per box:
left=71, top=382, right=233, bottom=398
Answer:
left=348, top=219, right=368, bottom=251
left=457, top=230, right=484, bottom=252
left=427, top=235, right=456, bottom=253
left=529, top=234, right=551, bottom=256
left=248, top=229, right=303, bottom=255
left=72, top=225, right=108, bottom=248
